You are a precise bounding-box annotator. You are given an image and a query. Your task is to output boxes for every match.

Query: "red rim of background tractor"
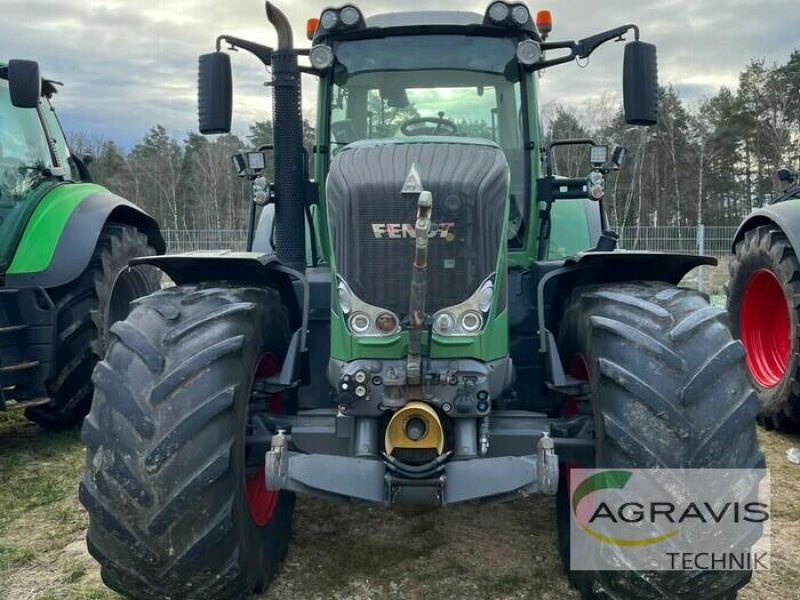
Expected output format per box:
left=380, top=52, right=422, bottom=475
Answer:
left=740, top=269, right=791, bottom=389
left=245, top=353, right=282, bottom=526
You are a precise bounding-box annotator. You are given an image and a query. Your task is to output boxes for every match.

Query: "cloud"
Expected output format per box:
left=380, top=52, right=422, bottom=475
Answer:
left=2, top=0, right=797, bottom=147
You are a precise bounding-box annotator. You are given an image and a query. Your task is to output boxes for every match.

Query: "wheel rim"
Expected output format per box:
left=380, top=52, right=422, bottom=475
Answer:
left=565, top=353, right=590, bottom=416
left=740, top=269, right=791, bottom=388
left=245, top=353, right=282, bottom=527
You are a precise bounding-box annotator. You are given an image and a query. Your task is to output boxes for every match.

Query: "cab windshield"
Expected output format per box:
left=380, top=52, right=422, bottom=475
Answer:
left=329, top=34, right=529, bottom=244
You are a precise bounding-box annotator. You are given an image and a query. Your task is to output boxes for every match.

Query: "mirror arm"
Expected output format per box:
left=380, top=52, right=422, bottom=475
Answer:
left=216, top=35, right=274, bottom=67
left=536, top=24, right=640, bottom=70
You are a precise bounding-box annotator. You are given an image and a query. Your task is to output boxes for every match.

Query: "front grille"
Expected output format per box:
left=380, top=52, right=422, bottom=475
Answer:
left=327, top=140, right=508, bottom=317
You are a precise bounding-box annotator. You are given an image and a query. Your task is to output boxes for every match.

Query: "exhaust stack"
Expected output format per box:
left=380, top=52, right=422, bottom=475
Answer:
left=266, top=2, right=306, bottom=271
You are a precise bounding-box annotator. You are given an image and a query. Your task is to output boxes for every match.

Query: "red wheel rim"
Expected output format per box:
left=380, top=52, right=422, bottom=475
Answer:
left=245, top=353, right=282, bottom=526
left=740, top=269, right=791, bottom=388
left=565, top=354, right=590, bottom=416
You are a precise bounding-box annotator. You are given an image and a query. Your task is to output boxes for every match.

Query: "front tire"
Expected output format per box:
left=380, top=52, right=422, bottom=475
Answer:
left=80, top=283, right=295, bottom=600
left=25, top=223, right=159, bottom=430
left=727, top=224, right=800, bottom=430
left=556, top=282, right=763, bottom=599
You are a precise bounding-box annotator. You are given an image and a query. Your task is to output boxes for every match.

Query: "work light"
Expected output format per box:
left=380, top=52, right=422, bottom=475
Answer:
left=309, top=44, right=335, bottom=70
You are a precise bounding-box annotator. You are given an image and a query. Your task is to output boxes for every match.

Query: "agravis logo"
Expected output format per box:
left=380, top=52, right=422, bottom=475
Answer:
left=571, top=470, right=680, bottom=547
left=569, top=468, right=770, bottom=571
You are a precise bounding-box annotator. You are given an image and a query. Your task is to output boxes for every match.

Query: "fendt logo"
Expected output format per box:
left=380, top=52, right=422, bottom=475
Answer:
left=371, top=223, right=455, bottom=240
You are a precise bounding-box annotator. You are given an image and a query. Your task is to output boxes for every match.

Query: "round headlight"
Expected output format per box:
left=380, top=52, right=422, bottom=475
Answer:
left=309, top=44, right=335, bottom=70
left=434, top=312, right=456, bottom=335
left=478, top=280, right=495, bottom=313
left=461, top=311, right=483, bottom=334
left=349, top=312, right=371, bottom=334
left=320, top=10, right=338, bottom=30
left=340, top=5, right=360, bottom=26
left=488, top=2, right=510, bottom=23
left=376, top=312, right=399, bottom=334
left=516, top=40, right=542, bottom=66
left=511, top=5, right=530, bottom=25
left=337, top=281, right=352, bottom=314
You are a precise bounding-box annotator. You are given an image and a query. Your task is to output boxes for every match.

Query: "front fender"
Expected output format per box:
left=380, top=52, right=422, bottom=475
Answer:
left=6, top=183, right=164, bottom=288
left=537, top=251, right=715, bottom=387
left=129, top=251, right=306, bottom=337
left=732, top=199, right=800, bottom=253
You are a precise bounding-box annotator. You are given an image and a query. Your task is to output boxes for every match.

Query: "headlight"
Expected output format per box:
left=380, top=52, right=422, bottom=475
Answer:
left=461, top=311, right=483, bottom=334
left=432, top=274, right=495, bottom=337
left=477, top=279, right=494, bottom=313
left=320, top=9, right=338, bottom=30
left=349, top=312, right=371, bottom=334
left=511, top=4, right=530, bottom=25
left=488, top=2, right=510, bottom=22
left=338, top=281, right=353, bottom=314
left=338, top=277, right=401, bottom=337
left=309, top=44, right=335, bottom=70
left=340, top=5, right=361, bottom=27
left=434, top=312, right=456, bottom=335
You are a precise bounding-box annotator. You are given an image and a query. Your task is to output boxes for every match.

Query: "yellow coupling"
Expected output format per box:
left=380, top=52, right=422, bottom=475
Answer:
left=385, top=401, right=444, bottom=455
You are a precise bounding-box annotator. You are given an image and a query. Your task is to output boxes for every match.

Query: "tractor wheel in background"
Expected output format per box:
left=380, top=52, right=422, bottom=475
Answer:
left=556, top=282, right=763, bottom=599
left=26, top=223, right=159, bottom=430
left=80, top=283, right=295, bottom=600
left=727, top=224, right=800, bottom=430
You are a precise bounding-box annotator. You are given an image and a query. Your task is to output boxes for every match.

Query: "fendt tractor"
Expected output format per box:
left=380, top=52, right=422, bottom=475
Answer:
left=81, top=4, right=763, bottom=599
left=727, top=166, right=800, bottom=430
left=0, top=60, right=163, bottom=429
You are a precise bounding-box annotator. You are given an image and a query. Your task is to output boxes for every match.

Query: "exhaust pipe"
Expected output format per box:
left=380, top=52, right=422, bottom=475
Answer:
left=266, top=2, right=293, bottom=49
left=266, top=2, right=306, bottom=271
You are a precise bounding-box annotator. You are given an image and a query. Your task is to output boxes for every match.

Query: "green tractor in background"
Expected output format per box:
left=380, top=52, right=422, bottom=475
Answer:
left=81, top=4, right=763, bottom=599
left=0, top=60, right=164, bottom=429
left=727, top=166, right=800, bottom=430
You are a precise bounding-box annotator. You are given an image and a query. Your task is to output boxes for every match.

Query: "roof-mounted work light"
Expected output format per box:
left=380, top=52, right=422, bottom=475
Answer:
left=232, top=150, right=267, bottom=179
left=590, top=144, right=609, bottom=169
left=485, top=2, right=532, bottom=30
left=315, top=4, right=365, bottom=36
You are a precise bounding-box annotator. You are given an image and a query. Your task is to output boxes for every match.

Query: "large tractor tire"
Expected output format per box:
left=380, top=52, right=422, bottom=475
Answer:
left=25, top=223, right=159, bottom=430
left=727, top=224, right=800, bottom=430
left=556, top=282, right=763, bottom=599
left=80, top=283, right=295, bottom=600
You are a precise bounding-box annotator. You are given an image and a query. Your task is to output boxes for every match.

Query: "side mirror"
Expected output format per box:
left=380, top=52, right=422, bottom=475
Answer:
left=8, top=59, right=41, bottom=109
left=777, top=167, right=797, bottom=186
left=81, top=152, right=95, bottom=166
left=198, top=52, right=233, bottom=134
left=622, top=41, right=658, bottom=126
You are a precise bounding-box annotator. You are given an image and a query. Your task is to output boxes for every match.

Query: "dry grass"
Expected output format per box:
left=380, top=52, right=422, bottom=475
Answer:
left=0, top=411, right=798, bottom=600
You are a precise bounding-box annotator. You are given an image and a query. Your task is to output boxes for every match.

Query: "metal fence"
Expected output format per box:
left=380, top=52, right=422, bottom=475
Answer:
left=160, top=226, right=736, bottom=294
left=162, top=226, right=739, bottom=258
left=617, top=226, right=738, bottom=257
left=161, top=230, right=250, bottom=254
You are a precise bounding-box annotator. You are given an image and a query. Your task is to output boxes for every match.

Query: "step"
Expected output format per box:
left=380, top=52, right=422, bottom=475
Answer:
left=0, top=360, right=40, bottom=374
left=0, top=288, right=19, bottom=295
left=3, top=397, right=53, bottom=411
left=0, top=325, right=27, bottom=335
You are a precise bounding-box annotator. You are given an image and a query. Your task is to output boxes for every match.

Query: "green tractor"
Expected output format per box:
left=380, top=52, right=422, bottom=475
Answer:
left=727, top=166, right=800, bottom=430
left=0, top=60, right=164, bottom=429
left=81, top=4, right=763, bottom=599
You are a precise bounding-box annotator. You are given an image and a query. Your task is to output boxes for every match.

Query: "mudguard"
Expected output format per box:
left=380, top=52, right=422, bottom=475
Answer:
left=732, top=199, right=800, bottom=252
left=5, top=183, right=164, bottom=289
left=536, top=251, right=716, bottom=389
left=128, top=251, right=307, bottom=342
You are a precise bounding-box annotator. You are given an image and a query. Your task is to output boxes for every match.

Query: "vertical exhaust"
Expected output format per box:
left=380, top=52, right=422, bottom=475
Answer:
left=266, top=2, right=306, bottom=271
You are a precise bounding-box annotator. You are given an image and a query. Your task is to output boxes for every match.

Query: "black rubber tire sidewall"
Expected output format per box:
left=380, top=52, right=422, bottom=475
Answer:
left=727, top=225, right=800, bottom=428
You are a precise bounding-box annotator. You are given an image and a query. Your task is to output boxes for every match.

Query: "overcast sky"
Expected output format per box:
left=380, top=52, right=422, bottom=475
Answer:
left=3, top=0, right=797, bottom=148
